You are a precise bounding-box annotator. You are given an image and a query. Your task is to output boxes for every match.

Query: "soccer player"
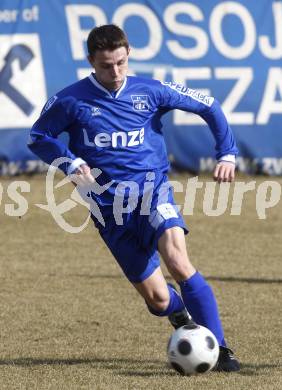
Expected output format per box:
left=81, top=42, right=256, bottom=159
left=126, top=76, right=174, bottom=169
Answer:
left=28, top=24, right=240, bottom=372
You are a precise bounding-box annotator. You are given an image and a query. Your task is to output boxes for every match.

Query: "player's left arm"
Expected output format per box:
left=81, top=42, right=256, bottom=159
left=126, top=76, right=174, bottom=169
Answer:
left=197, top=99, right=237, bottom=183
left=159, top=83, right=238, bottom=182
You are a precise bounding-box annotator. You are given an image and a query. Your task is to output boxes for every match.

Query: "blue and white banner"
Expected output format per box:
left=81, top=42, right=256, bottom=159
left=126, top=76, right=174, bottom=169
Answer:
left=0, top=0, right=282, bottom=175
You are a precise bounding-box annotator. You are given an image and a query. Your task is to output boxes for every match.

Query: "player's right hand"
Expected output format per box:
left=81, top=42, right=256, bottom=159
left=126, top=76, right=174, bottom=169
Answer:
left=71, top=164, right=95, bottom=187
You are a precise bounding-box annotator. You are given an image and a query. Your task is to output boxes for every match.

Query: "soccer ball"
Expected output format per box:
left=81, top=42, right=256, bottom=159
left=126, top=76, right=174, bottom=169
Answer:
left=167, top=324, right=219, bottom=375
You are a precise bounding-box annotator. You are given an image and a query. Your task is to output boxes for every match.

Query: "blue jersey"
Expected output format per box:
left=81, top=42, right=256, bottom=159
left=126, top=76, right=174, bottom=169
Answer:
left=28, top=74, right=238, bottom=204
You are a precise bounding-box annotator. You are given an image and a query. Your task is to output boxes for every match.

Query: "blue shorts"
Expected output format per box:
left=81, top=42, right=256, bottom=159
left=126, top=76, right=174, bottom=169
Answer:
left=91, top=176, right=188, bottom=283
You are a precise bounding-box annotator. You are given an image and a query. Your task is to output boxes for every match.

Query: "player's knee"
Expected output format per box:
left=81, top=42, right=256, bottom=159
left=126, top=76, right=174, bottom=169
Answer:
left=146, top=293, right=170, bottom=313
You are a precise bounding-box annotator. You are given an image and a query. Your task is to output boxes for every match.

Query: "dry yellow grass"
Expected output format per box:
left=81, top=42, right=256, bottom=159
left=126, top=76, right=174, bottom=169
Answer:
left=0, top=173, right=281, bottom=389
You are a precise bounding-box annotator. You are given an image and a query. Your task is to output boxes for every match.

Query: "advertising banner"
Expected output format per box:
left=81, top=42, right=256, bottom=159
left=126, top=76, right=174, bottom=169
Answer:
left=0, top=0, right=282, bottom=175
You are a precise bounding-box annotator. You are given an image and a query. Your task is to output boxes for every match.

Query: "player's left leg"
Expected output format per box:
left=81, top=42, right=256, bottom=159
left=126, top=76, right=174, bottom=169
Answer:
left=140, top=175, right=229, bottom=347
left=158, top=226, right=226, bottom=346
left=158, top=226, right=240, bottom=372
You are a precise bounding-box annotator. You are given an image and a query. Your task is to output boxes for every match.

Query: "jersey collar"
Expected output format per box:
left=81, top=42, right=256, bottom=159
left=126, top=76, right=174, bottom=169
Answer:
left=88, top=73, right=127, bottom=98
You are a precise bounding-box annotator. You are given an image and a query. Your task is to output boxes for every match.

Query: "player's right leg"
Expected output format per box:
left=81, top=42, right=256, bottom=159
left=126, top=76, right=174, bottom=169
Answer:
left=132, top=269, right=194, bottom=329
left=93, top=211, right=192, bottom=329
left=131, top=266, right=193, bottom=328
left=132, top=266, right=170, bottom=312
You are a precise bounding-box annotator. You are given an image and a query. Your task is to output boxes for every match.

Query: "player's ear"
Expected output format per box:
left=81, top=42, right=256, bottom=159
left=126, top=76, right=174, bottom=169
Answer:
left=127, top=47, right=131, bottom=56
left=87, top=54, right=95, bottom=67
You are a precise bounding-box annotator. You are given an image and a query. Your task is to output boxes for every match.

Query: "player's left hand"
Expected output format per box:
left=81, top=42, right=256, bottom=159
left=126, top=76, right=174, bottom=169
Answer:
left=213, top=161, right=235, bottom=183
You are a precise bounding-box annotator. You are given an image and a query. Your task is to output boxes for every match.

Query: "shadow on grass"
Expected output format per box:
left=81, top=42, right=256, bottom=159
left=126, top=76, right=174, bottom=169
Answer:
left=0, top=356, right=162, bottom=367
left=0, top=357, right=177, bottom=377
left=0, top=358, right=280, bottom=377
left=206, top=276, right=282, bottom=285
left=66, top=273, right=282, bottom=285
left=236, top=362, right=282, bottom=376
left=118, top=362, right=282, bottom=378
left=115, top=370, right=176, bottom=377
left=116, top=362, right=282, bottom=378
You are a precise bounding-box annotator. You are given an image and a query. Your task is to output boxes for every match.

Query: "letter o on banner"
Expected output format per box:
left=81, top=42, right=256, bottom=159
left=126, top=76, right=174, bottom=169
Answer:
left=210, top=1, right=256, bottom=59
left=112, top=3, right=162, bottom=60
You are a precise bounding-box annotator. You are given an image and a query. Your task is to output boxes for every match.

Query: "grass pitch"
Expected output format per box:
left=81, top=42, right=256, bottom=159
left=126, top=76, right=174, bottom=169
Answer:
left=0, top=173, right=281, bottom=390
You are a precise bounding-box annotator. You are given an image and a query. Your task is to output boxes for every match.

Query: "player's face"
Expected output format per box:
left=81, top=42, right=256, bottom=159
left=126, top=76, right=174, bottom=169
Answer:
left=88, top=46, right=130, bottom=91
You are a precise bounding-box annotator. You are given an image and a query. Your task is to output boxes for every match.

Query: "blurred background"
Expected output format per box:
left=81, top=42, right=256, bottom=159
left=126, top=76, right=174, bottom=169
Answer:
left=0, top=0, right=281, bottom=176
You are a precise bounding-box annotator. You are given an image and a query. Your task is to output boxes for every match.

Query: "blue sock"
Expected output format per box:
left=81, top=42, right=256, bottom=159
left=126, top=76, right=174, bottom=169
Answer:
left=178, top=271, right=226, bottom=346
left=147, top=284, right=185, bottom=317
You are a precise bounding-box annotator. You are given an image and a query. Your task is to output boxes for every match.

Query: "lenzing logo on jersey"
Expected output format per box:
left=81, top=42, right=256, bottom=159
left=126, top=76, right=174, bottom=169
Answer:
left=131, top=95, right=149, bottom=111
left=162, top=82, right=214, bottom=107
left=83, top=128, right=145, bottom=148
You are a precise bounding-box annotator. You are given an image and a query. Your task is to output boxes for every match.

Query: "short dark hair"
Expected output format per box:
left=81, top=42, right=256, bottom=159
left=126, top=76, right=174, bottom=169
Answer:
left=87, top=24, right=129, bottom=57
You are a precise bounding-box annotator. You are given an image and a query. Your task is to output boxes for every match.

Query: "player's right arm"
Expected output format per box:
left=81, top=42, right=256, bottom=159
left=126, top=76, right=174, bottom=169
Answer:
left=28, top=96, right=94, bottom=185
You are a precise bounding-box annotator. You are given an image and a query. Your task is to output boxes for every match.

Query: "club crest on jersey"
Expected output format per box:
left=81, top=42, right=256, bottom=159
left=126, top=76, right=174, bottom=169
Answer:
left=131, top=95, right=149, bottom=111
left=91, top=106, right=101, bottom=116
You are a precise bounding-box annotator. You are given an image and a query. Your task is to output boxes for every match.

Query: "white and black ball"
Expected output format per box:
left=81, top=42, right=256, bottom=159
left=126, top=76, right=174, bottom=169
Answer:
left=167, top=324, right=219, bottom=375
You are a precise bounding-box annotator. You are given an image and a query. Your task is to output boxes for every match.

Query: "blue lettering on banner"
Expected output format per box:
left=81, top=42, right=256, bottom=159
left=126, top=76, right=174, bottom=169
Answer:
left=0, top=44, right=35, bottom=115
